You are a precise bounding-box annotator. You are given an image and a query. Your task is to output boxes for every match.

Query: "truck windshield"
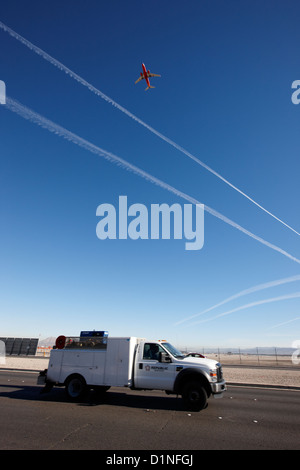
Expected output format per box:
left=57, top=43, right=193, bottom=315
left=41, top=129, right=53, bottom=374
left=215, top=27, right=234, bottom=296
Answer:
left=161, top=342, right=185, bottom=359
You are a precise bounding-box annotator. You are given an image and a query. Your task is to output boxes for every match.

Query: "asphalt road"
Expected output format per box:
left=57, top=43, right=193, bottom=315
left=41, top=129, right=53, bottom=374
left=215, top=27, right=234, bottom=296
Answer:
left=0, top=370, right=299, bottom=451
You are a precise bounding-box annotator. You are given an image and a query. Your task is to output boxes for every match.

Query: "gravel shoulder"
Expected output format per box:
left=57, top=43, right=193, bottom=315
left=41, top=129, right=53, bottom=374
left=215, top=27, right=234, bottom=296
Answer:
left=223, top=366, right=300, bottom=388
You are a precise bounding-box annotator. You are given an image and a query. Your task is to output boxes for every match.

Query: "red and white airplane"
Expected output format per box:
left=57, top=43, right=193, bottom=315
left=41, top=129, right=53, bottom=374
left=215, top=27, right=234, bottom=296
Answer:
left=135, top=63, right=161, bottom=90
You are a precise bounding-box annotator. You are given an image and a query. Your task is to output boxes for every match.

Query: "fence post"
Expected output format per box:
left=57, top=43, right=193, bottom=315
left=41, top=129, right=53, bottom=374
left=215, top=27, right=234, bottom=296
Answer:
left=275, top=347, right=278, bottom=366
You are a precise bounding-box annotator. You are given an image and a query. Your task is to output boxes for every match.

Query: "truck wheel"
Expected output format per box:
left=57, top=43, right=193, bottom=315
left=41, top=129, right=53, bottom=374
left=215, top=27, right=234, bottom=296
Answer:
left=65, top=375, right=87, bottom=401
left=182, top=381, right=208, bottom=411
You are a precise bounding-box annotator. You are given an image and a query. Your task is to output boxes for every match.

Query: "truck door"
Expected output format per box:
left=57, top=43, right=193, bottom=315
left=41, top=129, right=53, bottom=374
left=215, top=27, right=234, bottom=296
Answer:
left=134, top=342, right=176, bottom=391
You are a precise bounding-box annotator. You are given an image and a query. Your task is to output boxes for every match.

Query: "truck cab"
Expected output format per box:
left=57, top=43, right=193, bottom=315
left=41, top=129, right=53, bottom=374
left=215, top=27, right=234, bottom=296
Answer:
left=134, top=340, right=226, bottom=410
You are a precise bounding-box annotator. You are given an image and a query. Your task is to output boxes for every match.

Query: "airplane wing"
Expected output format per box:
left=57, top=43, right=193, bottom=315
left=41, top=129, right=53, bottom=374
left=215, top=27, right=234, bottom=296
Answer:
left=135, top=76, right=144, bottom=84
left=148, top=73, right=161, bottom=78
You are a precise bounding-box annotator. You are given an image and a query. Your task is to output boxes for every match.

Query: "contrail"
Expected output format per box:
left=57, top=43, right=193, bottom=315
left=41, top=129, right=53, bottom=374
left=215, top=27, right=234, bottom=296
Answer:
left=175, top=274, right=300, bottom=326
left=187, top=292, right=300, bottom=326
left=1, top=20, right=299, bottom=236
left=4, top=96, right=300, bottom=266
left=268, top=316, right=300, bottom=330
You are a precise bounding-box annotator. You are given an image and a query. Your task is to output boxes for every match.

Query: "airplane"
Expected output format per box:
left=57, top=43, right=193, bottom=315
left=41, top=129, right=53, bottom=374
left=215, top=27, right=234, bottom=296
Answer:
left=135, top=63, right=161, bottom=90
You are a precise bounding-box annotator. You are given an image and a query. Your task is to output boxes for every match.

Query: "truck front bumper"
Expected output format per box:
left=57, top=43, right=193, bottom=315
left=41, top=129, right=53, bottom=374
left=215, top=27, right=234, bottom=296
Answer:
left=211, top=379, right=226, bottom=395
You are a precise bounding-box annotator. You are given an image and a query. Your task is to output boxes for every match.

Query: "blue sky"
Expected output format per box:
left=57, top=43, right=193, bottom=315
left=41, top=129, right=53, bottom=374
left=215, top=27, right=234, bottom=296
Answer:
left=1, top=0, right=300, bottom=349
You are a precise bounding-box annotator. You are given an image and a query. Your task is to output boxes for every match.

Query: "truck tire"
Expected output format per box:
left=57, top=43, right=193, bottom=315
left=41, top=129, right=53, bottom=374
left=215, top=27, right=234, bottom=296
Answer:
left=182, top=381, right=208, bottom=411
left=65, top=375, right=87, bottom=401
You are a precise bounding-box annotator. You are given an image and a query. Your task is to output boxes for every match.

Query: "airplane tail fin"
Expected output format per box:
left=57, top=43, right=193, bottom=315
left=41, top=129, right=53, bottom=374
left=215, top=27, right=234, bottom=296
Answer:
left=145, top=86, right=155, bottom=91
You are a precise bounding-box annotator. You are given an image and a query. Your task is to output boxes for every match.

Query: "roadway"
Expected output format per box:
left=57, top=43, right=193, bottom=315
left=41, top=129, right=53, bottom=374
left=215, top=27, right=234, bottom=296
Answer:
left=0, top=370, right=299, bottom=451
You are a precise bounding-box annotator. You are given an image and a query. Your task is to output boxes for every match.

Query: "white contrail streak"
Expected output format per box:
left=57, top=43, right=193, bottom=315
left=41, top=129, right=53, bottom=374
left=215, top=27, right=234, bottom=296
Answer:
left=4, top=96, right=300, bottom=266
left=188, top=292, right=300, bottom=326
left=268, top=316, right=300, bottom=330
left=175, top=274, right=300, bottom=326
left=1, top=20, right=299, bottom=236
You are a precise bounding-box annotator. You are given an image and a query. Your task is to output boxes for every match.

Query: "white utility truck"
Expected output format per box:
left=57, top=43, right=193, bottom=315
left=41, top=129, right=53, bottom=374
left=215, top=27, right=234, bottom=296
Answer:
left=38, top=331, right=226, bottom=411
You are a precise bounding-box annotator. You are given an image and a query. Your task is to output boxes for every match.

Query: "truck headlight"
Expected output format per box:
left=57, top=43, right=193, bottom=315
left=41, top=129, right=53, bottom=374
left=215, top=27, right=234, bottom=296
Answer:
left=209, top=370, right=218, bottom=382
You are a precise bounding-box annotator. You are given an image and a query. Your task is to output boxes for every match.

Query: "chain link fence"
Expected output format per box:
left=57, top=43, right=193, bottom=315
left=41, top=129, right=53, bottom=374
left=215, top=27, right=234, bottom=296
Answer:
left=189, top=347, right=298, bottom=367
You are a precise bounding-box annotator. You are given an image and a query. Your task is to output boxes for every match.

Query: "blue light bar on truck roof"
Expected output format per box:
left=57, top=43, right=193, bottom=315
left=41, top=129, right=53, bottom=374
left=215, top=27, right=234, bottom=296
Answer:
left=80, top=331, right=108, bottom=338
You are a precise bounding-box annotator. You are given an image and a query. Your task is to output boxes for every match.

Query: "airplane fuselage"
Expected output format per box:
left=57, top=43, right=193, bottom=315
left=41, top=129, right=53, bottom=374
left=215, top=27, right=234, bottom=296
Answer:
left=141, top=63, right=151, bottom=88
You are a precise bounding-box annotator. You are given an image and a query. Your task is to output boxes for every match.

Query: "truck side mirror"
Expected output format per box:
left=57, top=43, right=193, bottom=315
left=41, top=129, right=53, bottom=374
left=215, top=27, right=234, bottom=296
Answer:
left=160, top=352, right=171, bottom=363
